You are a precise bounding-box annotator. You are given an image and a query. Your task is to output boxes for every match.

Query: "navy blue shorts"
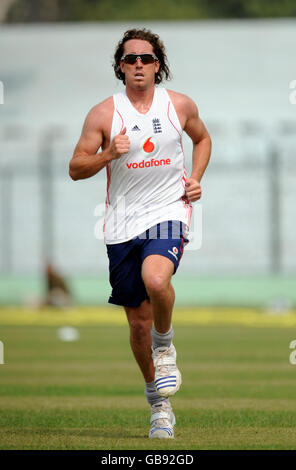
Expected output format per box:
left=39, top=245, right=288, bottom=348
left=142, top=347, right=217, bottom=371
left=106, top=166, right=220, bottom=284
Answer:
left=106, top=220, right=189, bottom=308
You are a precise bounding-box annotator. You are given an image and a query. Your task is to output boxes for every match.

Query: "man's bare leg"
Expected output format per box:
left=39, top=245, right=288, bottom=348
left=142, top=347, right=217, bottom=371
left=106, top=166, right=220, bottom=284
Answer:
left=141, top=254, right=181, bottom=398
left=141, top=254, right=175, bottom=334
left=125, top=299, right=169, bottom=403
left=125, top=298, right=175, bottom=439
left=124, top=299, right=154, bottom=383
left=124, top=252, right=175, bottom=379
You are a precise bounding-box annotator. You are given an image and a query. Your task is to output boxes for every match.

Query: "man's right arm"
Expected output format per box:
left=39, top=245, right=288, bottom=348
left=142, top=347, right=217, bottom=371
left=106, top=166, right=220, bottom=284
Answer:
left=69, top=100, right=129, bottom=181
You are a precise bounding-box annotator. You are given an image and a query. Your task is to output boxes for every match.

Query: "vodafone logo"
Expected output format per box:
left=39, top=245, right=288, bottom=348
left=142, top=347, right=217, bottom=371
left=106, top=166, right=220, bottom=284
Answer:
left=126, top=158, right=171, bottom=170
left=173, top=247, right=178, bottom=254
left=126, top=135, right=170, bottom=169
left=141, top=136, right=159, bottom=157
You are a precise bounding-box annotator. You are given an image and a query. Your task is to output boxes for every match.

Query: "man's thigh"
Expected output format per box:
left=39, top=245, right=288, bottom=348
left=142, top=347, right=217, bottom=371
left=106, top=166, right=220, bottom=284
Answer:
left=141, top=254, right=175, bottom=289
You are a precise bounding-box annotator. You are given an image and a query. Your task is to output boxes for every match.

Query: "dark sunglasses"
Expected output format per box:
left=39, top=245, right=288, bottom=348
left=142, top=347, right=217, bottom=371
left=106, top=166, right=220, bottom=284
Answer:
left=121, top=53, right=158, bottom=65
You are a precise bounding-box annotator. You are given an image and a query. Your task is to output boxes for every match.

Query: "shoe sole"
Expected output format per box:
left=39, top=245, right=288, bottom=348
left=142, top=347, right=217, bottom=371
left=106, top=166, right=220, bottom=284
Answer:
left=149, top=429, right=174, bottom=439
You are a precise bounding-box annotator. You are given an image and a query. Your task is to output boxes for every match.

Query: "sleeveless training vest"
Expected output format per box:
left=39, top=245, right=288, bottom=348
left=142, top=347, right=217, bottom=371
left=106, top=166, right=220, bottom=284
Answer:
left=104, top=87, right=192, bottom=244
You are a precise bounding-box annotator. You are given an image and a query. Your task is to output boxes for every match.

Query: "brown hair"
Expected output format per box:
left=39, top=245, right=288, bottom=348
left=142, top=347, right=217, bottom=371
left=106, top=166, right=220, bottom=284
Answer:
left=113, top=28, right=172, bottom=85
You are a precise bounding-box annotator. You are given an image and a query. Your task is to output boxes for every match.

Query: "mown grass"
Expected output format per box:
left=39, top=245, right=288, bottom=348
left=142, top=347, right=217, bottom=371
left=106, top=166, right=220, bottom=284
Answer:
left=0, top=320, right=296, bottom=449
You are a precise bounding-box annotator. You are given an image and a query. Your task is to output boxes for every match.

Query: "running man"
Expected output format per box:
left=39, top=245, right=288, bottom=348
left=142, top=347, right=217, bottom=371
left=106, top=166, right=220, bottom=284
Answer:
left=69, top=29, right=211, bottom=438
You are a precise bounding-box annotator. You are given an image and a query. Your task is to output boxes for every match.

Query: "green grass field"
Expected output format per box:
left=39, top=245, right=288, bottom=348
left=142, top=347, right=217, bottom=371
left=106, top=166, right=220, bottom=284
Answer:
left=1, top=306, right=296, bottom=450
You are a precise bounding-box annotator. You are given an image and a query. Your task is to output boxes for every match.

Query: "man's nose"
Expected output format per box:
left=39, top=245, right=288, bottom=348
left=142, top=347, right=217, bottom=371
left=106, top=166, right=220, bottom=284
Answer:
left=135, top=57, right=143, bottom=66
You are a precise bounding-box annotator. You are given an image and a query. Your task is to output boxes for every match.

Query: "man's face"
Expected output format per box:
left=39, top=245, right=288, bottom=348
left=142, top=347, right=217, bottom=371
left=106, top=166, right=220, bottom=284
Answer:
left=120, top=39, right=160, bottom=90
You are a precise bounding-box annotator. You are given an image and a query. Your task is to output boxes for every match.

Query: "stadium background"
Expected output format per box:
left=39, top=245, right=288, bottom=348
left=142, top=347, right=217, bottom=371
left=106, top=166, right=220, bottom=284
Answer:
left=1, top=0, right=296, bottom=451
left=1, top=15, right=296, bottom=308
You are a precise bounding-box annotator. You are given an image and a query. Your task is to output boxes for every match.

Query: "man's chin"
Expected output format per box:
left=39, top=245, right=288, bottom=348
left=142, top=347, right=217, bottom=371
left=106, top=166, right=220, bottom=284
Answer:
left=134, top=77, right=145, bottom=85
left=129, top=79, right=151, bottom=91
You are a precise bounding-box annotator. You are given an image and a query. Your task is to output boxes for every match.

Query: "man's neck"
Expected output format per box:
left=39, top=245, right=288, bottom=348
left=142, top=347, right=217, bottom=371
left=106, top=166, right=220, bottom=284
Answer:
left=125, top=84, right=155, bottom=114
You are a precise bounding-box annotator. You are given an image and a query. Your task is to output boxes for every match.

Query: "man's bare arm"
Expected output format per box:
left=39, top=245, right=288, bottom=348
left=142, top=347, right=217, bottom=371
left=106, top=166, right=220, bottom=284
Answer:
left=183, top=97, right=212, bottom=202
left=184, top=98, right=211, bottom=183
left=168, top=91, right=211, bottom=202
left=69, top=100, right=129, bottom=181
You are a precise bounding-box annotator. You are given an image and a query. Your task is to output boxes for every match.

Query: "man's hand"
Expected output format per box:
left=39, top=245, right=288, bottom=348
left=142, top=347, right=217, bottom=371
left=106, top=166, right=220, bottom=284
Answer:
left=107, top=127, right=130, bottom=161
left=185, top=177, right=202, bottom=202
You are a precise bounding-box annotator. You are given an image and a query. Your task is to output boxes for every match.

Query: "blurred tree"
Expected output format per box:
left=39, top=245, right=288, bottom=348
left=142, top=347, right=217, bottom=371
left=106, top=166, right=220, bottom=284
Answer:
left=245, top=0, right=296, bottom=17
left=201, top=0, right=247, bottom=18
left=204, top=0, right=296, bottom=18
left=0, top=0, right=17, bottom=22
left=5, top=0, right=205, bottom=22
left=4, top=0, right=296, bottom=22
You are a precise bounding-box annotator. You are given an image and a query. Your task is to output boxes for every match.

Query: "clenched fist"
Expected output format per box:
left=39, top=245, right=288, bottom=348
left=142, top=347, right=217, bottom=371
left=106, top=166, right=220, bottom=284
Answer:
left=185, top=177, right=202, bottom=202
left=108, top=127, right=130, bottom=160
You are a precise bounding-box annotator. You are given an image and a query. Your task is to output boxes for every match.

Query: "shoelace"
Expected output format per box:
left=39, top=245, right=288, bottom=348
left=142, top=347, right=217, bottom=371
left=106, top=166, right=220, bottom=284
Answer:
left=152, top=416, right=170, bottom=427
left=151, top=403, right=172, bottom=427
left=154, top=348, right=175, bottom=377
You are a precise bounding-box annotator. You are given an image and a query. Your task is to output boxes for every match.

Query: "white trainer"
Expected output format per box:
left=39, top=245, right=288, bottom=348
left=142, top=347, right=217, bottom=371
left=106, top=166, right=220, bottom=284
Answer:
left=149, top=401, right=176, bottom=439
left=152, top=343, right=182, bottom=397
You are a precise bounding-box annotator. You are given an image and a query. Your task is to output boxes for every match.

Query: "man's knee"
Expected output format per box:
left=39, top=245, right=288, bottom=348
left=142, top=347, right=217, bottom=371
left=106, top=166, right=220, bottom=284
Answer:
left=125, top=302, right=153, bottom=341
left=144, top=274, right=170, bottom=298
left=129, top=318, right=151, bottom=341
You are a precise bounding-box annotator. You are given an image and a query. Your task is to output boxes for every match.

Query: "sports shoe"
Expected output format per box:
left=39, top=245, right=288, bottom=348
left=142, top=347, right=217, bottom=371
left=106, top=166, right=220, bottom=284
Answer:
left=152, top=343, right=182, bottom=397
left=149, top=400, right=175, bottom=439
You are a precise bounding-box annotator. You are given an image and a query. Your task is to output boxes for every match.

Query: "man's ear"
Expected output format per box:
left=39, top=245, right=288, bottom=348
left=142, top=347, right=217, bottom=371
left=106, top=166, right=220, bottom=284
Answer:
left=155, top=60, right=160, bottom=75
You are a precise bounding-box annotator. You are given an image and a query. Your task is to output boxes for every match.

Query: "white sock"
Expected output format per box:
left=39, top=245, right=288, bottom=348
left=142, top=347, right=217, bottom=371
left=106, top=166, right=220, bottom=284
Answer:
left=145, top=381, right=168, bottom=406
left=151, top=324, right=174, bottom=350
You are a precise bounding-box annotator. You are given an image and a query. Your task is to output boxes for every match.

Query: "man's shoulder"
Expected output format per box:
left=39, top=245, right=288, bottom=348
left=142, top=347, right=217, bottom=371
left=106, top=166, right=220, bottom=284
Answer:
left=84, top=96, right=114, bottom=132
left=88, top=96, right=114, bottom=119
left=166, top=89, right=197, bottom=114
left=165, top=89, right=198, bottom=124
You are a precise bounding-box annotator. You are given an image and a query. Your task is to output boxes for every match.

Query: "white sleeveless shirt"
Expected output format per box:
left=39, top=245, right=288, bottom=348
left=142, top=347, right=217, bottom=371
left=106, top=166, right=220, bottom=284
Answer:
left=104, top=87, right=192, bottom=244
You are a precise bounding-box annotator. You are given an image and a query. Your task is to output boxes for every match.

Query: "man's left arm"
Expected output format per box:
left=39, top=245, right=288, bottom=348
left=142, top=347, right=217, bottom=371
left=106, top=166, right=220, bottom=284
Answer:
left=183, top=98, right=212, bottom=202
